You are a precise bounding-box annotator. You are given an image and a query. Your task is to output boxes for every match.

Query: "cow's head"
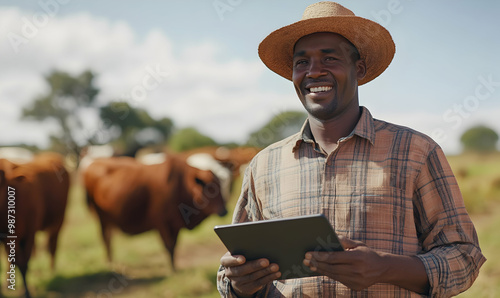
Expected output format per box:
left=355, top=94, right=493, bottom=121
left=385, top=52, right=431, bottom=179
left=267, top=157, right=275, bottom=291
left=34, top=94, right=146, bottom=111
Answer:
left=181, top=165, right=227, bottom=229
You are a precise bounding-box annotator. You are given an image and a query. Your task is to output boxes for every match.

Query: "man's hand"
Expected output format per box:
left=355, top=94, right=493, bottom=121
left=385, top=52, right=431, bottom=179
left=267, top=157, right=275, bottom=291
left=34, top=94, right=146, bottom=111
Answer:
left=303, top=236, right=429, bottom=294
left=220, top=252, right=281, bottom=297
left=303, top=235, right=384, bottom=290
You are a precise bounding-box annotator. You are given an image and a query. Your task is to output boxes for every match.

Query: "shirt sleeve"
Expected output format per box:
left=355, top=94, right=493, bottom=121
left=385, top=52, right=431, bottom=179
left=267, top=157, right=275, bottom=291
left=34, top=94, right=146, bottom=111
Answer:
left=216, top=162, right=270, bottom=297
left=413, top=146, right=486, bottom=297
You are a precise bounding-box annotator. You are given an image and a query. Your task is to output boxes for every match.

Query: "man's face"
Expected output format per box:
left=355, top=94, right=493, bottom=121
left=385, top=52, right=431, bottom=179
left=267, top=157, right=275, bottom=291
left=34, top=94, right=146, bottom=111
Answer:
left=292, top=32, right=366, bottom=121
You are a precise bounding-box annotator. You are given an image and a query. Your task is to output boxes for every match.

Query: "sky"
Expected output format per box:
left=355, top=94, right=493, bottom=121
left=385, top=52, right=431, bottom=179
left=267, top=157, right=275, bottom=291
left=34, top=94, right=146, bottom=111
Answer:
left=1, top=0, right=499, bottom=154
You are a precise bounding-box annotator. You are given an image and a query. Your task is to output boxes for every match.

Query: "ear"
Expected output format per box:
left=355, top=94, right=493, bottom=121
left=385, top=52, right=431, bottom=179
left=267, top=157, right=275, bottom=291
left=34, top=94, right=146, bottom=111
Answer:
left=355, top=59, right=367, bottom=80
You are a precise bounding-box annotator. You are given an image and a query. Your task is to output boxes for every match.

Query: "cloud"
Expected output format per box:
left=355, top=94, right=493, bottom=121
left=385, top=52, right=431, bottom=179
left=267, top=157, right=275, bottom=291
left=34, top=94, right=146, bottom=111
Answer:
left=0, top=7, right=300, bottom=148
left=4, top=6, right=495, bottom=154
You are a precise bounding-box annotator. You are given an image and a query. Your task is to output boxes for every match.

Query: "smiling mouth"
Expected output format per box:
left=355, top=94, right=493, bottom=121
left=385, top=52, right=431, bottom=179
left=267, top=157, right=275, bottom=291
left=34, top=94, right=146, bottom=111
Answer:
left=308, top=86, right=333, bottom=93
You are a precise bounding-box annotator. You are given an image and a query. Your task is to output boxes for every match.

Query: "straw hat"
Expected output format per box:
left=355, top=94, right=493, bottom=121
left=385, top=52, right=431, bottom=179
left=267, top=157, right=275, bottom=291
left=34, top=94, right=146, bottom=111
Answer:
left=258, top=1, right=395, bottom=85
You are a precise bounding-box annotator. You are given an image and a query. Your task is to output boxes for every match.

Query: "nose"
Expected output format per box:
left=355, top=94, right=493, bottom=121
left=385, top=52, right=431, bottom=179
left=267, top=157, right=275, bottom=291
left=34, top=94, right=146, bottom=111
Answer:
left=218, top=207, right=228, bottom=217
left=307, top=59, right=327, bottom=78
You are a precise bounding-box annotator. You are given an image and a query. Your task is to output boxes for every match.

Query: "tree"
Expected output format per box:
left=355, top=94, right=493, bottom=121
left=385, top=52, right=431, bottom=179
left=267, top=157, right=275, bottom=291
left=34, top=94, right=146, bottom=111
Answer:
left=168, top=127, right=217, bottom=152
left=246, top=111, right=307, bottom=148
left=460, top=125, right=499, bottom=153
left=22, top=70, right=99, bottom=157
left=99, top=101, right=174, bottom=156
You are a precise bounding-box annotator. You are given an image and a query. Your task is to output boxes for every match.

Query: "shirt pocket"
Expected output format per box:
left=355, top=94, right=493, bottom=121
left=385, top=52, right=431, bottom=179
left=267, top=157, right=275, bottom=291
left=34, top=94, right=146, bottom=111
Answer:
left=346, top=186, right=417, bottom=253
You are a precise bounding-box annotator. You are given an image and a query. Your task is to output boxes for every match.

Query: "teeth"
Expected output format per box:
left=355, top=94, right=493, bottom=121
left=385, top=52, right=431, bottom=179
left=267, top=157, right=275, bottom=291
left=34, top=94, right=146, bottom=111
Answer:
left=310, top=86, right=332, bottom=93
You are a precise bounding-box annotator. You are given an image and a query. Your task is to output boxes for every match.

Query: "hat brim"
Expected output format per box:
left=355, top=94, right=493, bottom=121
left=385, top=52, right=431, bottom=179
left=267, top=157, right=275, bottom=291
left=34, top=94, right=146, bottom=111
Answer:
left=258, top=16, right=395, bottom=85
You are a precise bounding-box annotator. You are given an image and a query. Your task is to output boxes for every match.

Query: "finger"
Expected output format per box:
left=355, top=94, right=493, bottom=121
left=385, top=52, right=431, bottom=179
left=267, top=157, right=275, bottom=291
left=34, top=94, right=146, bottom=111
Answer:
left=303, top=252, right=333, bottom=271
left=231, top=267, right=282, bottom=297
left=305, top=250, right=364, bottom=267
left=220, top=252, right=246, bottom=267
left=230, top=262, right=281, bottom=284
left=225, top=258, right=272, bottom=278
left=253, top=265, right=282, bottom=284
left=310, top=259, right=350, bottom=275
left=338, top=235, right=366, bottom=250
left=303, top=257, right=317, bottom=271
left=304, top=251, right=345, bottom=264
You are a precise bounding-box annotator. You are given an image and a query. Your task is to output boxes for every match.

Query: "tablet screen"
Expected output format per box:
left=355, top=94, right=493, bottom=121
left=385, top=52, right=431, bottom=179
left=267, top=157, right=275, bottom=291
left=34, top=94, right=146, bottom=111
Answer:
left=214, top=214, right=343, bottom=279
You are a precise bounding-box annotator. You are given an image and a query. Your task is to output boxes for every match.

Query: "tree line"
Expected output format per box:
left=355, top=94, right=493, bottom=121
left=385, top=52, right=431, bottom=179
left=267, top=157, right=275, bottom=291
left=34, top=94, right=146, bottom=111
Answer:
left=10, top=69, right=308, bottom=164
left=5, top=69, right=499, bottom=161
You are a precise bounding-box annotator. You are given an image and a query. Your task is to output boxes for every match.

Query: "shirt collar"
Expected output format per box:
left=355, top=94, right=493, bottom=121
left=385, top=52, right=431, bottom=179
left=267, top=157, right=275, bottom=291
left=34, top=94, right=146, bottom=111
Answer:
left=292, top=106, right=376, bottom=152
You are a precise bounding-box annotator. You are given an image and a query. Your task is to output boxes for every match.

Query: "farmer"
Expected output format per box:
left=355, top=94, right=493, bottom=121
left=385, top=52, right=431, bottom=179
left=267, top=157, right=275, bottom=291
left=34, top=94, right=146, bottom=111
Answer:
left=217, top=2, right=485, bottom=297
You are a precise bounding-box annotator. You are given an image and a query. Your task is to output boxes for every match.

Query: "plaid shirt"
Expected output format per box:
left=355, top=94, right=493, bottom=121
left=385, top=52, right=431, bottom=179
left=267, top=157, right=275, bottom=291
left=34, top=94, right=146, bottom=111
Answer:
left=217, top=107, right=485, bottom=297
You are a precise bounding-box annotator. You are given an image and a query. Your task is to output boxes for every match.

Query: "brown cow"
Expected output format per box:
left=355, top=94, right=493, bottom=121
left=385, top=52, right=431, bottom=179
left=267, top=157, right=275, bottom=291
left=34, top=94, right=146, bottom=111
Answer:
left=28, top=152, right=71, bottom=269
left=1, top=159, right=43, bottom=298
left=0, top=153, right=70, bottom=298
left=82, top=154, right=227, bottom=269
left=0, top=159, right=42, bottom=297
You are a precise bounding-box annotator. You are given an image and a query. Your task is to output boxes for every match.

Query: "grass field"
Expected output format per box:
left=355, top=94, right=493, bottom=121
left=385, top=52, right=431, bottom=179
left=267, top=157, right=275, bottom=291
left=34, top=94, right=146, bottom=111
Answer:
left=0, top=176, right=237, bottom=298
left=1, top=153, right=499, bottom=297
left=449, top=153, right=500, bottom=298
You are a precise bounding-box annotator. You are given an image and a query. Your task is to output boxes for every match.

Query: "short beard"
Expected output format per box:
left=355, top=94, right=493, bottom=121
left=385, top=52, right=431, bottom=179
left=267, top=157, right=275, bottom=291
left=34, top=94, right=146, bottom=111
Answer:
left=302, top=99, right=339, bottom=122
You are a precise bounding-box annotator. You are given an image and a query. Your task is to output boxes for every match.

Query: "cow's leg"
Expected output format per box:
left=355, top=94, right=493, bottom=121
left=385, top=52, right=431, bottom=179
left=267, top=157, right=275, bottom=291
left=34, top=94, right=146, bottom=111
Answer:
left=17, top=236, right=35, bottom=298
left=102, top=223, right=113, bottom=263
left=20, top=266, right=31, bottom=298
left=47, top=197, right=67, bottom=271
left=157, top=225, right=179, bottom=271
left=97, top=213, right=113, bottom=263
left=47, top=226, right=62, bottom=270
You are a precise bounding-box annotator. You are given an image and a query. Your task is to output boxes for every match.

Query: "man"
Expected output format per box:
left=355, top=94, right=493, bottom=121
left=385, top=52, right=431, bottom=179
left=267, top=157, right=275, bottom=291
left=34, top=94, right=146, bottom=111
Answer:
left=217, top=2, right=485, bottom=297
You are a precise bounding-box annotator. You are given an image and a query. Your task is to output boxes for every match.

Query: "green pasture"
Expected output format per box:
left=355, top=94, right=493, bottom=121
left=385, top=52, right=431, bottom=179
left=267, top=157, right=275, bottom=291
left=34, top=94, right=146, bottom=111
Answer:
left=447, top=153, right=500, bottom=213
left=449, top=153, right=500, bottom=298
left=1, top=153, right=499, bottom=297
left=1, top=177, right=237, bottom=297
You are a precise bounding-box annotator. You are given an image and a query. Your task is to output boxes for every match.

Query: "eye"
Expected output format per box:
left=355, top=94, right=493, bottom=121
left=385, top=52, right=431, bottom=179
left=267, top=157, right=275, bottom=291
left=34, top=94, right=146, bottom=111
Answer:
left=195, top=177, right=206, bottom=187
left=324, top=56, right=338, bottom=62
left=294, top=59, right=308, bottom=67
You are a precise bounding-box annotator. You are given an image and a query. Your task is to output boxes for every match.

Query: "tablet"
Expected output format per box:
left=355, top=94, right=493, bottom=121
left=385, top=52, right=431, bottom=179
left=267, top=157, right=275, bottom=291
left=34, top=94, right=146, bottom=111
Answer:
left=214, top=214, right=343, bottom=279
